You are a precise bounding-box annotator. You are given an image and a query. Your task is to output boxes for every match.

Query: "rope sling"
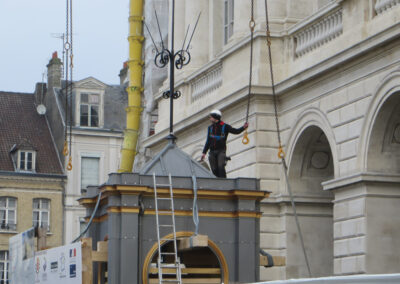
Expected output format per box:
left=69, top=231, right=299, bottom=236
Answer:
left=63, top=0, right=74, bottom=171
left=241, top=0, right=313, bottom=277
left=241, top=0, right=255, bottom=145
left=263, top=0, right=312, bottom=276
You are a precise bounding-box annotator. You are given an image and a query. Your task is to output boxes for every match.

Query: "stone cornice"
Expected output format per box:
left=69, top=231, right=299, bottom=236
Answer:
left=0, top=170, right=66, bottom=180
left=71, top=127, right=124, bottom=137
left=276, top=21, right=400, bottom=96
left=261, top=194, right=333, bottom=205
left=322, top=172, right=400, bottom=191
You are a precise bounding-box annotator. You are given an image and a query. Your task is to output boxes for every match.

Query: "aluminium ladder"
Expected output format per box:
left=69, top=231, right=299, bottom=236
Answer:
left=153, top=173, right=182, bottom=284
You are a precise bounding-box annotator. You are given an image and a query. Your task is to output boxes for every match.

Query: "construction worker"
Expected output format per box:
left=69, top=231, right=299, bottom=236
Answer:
left=201, top=109, right=248, bottom=178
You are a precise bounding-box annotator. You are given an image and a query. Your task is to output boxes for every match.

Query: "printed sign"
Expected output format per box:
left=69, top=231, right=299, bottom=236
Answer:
left=34, top=242, right=82, bottom=284
left=9, top=227, right=35, bottom=284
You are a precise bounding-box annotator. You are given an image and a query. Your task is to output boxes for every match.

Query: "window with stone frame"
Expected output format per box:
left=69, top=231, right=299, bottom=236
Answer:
left=80, top=93, right=100, bottom=127
left=0, top=197, right=16, bottom=231
left=32, top=198, right=50, bottom=231
left=224, top=0, right=234, bottom=44
left=18, top=150, right=35, bottom=172
left=0, top=251, right=9, bottom=284
left=80, top=157, right=100, bottom=193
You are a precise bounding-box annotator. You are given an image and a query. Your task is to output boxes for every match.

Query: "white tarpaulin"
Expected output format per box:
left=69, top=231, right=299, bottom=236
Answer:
left=34, top=242, right=82, bottom=284
left=9, top=227, right=35, bottom=284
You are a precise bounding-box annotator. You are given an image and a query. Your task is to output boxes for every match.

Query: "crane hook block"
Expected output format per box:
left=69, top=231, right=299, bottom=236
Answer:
left=67, top=156, right=73, bottom=171
left=278, top=146, right=285, bottom=159
left=242, top=130, right=249, bottom=145
left=63, top=141, right=69, bottom=156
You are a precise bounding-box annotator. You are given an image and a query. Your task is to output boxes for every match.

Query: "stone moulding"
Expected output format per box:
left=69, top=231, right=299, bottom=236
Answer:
left=375, top=0, right=400, bottom=15
left=293, top=8, right=343, bottom=57
left=322, top=172, right=400, bottom=191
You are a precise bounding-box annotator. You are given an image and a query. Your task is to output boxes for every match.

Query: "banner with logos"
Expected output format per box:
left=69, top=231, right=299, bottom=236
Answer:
left=34, top=242, right=82, bottom=284
left=9, top=227, right=35, bottom=284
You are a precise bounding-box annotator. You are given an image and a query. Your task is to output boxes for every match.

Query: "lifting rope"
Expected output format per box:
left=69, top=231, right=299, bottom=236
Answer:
left=263, top=0, right=312, bottom=277
left=242, top=0, right=255, bottom=145
left=63, top=0, right=73, bottom=171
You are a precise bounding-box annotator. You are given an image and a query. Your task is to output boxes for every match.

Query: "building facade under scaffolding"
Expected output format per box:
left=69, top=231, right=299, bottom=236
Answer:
left=136, top=0, right=400, bottom=281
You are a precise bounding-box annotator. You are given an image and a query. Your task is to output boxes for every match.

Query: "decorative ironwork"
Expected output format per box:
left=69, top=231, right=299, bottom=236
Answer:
left=145, top=2, right=200, bottom=139
left=162, top=90, right=181, bottom=99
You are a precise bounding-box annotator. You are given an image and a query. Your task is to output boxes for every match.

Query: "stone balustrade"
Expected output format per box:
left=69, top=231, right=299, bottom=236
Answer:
left=294, top=9, right=343, bottom=57
left=190, top=62, right=222, bottom=101
left=375, top=0, right=400, bottom=14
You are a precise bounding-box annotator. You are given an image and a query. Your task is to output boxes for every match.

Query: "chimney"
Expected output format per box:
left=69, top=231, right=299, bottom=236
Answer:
left=118, top=61, right=129, bottom=86
left=47, top=51, right=63, bottom=89
left=34, top=82, right=47, bottom=106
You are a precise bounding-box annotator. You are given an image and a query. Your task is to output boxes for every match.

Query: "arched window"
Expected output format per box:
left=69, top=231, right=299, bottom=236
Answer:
left=32, top=199, right=50, bottom=231
left=0, top=197, right=17, bottom=231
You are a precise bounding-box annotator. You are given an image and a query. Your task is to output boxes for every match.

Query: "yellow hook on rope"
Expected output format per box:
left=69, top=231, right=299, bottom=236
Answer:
left=242, top=130, right=249, bottom=145
left=67, top=156, right=73, bottom=171
left=70, top=54, right=74, bottom=68
left=278, top=146, right=285, bottom=159
left=63, top=141, right=69, bottom=156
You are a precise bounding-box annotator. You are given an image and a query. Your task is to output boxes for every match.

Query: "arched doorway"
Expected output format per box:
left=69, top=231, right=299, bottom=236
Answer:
left=287, top=126, right=334, bottom=278
left=367, top=92, right=400, bottom=173
left=143, top=232, right=229, bottom=284
left=363, top=91, right=400, bottom=273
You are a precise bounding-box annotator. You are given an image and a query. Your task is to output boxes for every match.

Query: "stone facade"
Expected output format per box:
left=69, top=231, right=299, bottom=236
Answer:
left=0, top=175, right=64, bottom=251
left=138, top=0, right=400, bottom=280
left=44, top=56, right=127, bottom=243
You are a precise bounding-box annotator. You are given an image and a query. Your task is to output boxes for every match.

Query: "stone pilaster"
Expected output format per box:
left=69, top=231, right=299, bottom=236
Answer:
left=324, top=173, right=400, bottom=275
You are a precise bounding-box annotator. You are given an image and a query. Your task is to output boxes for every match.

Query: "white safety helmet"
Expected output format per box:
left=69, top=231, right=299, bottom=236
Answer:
left=210, top=109, right=222, bottom=120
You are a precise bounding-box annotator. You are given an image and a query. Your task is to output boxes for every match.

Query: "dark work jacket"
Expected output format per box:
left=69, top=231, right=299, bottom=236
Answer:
left=202, top=121, right=245, bottom=154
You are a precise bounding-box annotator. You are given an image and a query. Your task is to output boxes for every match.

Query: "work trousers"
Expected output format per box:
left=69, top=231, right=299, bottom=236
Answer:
left=208, top=150, right=226, bottom=178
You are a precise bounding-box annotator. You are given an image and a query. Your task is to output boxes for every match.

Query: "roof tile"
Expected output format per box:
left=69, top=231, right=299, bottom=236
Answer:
left=0, top=91, right=63, bottom=175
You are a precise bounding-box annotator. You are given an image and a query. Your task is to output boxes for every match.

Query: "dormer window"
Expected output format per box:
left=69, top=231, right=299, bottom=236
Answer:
left=17, top=150, right=36, bottom=172
left=80, top=93, right=99, bottom=127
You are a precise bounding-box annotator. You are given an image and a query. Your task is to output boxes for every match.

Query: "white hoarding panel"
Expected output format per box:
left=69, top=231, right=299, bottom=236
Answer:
left=34, top=242, right=82, bottom=284
left=9, top=227, right=35, bottom=284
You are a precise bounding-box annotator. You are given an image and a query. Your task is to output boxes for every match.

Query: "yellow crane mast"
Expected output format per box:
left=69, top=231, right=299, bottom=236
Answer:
left=119, top=0, right=144, bottom=173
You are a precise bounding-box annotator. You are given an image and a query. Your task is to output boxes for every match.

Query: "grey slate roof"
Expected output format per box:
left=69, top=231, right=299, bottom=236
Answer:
left=56, top=80, right=127, bottom=131
left=0, top=92, right=63, bottom=174
left=139, top=140, right=215, bottom=178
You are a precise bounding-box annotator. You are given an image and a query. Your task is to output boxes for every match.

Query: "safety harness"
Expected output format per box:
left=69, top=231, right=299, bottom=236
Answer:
left=209, top=123, right=226, bottom=141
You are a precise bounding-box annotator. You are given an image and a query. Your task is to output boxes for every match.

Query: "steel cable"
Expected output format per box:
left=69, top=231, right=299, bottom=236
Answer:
left=264, top=0, right=312, bottom=277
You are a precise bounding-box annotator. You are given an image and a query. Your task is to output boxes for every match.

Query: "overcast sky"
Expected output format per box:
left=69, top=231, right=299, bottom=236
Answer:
left=0, top=0, right=130, bottom=93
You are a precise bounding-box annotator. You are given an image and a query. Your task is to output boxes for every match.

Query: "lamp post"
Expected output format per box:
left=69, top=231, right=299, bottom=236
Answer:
left=148, top=0, right=200, bottom=141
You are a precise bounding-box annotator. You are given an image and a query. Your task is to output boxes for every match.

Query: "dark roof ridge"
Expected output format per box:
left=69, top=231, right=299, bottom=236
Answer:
left=0, top=91, right=33, bottom=95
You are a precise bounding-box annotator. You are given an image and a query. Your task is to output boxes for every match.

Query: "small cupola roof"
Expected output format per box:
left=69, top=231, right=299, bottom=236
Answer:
left=139, top=141, right=215, bottom=178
